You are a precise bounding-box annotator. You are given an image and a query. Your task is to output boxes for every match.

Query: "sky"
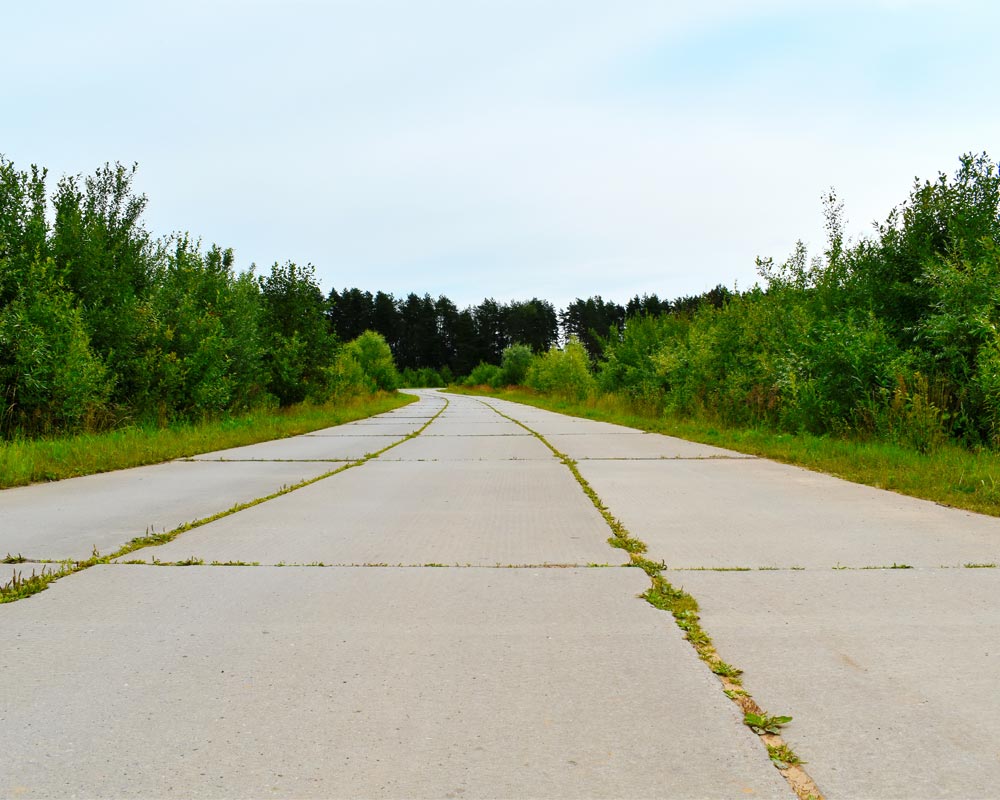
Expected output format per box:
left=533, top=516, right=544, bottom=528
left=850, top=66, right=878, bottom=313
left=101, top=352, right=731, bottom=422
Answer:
left=4, top=0, right=999, bottom=310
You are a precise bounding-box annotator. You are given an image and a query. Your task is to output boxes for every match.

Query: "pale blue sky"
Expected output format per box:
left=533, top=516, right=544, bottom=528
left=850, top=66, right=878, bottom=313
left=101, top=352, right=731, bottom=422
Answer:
left=4, top=0, right=998, bottom=308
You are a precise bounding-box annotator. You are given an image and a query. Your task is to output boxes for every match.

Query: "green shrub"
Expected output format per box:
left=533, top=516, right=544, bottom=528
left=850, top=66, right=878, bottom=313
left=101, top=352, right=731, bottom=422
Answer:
left=525, top=338, right=595, bottom=400
left=342, top=330, right=399, bottom=391
left=498, top=343, right=533, bottom=386
left=464, top=362, right=502, bottom=387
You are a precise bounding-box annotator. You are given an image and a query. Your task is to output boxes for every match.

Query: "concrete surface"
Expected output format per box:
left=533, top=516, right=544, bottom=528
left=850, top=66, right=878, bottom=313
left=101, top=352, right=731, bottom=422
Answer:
left=10, top=387, right=998, bottom=798
left=577, top=458, right=1000, bottom=568
left=675, top=568, right=1000, bottom=799
left=0, top=565, right=790, bottom=799
left=381, top=433, right=553, bottom=461
left=308, top=421, right=426, bottom=436
left=548, top=431, right=753, bottom=460
left=147, top=460, right=626, bottom=566
left=0, top=460, right=337, bottom=561
left=187, top=434, right=403, bottom=461
left=422, top=419, right=528, bottom=436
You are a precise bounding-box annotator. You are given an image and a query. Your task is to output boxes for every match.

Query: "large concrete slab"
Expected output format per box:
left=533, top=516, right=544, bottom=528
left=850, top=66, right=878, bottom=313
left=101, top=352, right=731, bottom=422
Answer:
left=547, top=431, right=752, bottom=460
left=0, top=565, right=790, bottom=799
left=0, top=460, right=336, bottom=561
left=675, top=568, right=1000, bottom=799
left=147, top=461, right=627, bottom=566
left=579, top=459, right=1000, bottom=568
left=382, top=433, right=553, bottom=461
left=309, top=421, right=426, bottom=436
left=188, top=434, right=403, bottom=461
left=422, top=419, right=528, bottom=436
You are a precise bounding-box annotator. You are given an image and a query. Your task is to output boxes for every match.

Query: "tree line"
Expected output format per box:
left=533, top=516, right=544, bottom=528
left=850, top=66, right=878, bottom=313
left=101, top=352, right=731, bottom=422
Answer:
left=0, top=159, right=401, bottom=437
left=8, top=151, right=993, bottom=452
left=0, top=155, right=727, bottom=438
left=497, top=153, right=1000, bottom=452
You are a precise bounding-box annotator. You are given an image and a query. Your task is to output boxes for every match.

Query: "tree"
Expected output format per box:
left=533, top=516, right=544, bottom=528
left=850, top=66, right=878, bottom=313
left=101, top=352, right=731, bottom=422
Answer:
left=327, top=287, right=374, bottom=342
left=560, top=296, right=625, bottom=360
left=50, top=163, right=154, bottom=406
left=340, top=330, right=399, bottom=391
left=505, top=298, right=558, bottom=352
left=259, top=261, right=334, bottom=405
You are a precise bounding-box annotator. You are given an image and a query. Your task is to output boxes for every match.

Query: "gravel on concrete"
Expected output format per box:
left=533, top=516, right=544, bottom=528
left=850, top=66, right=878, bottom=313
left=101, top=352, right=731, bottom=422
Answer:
left=0, top=565, right=791, bottom=800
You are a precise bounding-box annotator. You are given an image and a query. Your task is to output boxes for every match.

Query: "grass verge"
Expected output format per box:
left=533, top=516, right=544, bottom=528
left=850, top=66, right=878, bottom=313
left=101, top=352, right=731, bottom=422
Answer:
left=451, top=386, right=1000, bottom=517
left=0, top=392, right=415, bottom=489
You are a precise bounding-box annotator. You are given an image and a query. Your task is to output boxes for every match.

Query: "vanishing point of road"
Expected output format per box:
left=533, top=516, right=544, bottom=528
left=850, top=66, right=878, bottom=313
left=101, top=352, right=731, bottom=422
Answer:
left=2, top=390, right=999, bottom=798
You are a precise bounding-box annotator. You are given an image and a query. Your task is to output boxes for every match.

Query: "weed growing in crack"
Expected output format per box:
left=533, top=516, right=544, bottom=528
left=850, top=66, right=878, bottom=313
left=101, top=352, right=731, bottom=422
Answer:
left=1, top=565, right=66, bottom=603
left=767, top=743, right=805, bottom=769
left=2, top=553, right=27, bottom=564
left=465, top=396, right=825, bottom=800
left=711, top=660, right=744, bottom=678
left=745, top=712, right=794, bottom=735
left=608, top=536, right=646, bottom=553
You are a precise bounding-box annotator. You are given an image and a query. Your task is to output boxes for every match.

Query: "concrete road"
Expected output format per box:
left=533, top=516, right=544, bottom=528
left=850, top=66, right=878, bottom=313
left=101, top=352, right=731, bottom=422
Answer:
left=4, top=389, right=998, bottom=798
left=482, top=394, right=1000, bottom=798
left=0, top=390, right=788, bottom=799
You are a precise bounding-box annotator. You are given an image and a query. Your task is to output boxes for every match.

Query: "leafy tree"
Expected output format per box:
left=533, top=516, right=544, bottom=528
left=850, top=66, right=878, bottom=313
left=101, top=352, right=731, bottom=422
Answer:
left=497, top=343, right=533, bottom=386
left=259, top=261, right=334, bottom=405
left=341, top=330, right=399, bottom=391
left=0, top=258, right=108, bottom=435
left=50, top=163, right=154, bottom=406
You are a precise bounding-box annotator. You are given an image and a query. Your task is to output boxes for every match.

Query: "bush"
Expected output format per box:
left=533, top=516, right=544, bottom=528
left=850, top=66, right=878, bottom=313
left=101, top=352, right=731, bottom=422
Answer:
left=497, top=343, right=533, bottom=386
left=341, top=330, right=399, bottom=391
left=464, top=362, right=502, bottom=387
left=326, top=351, right=373, bottom=397
left=400, top=366, right=445, bottom=388
left=525, top=338, right=595, bottom=400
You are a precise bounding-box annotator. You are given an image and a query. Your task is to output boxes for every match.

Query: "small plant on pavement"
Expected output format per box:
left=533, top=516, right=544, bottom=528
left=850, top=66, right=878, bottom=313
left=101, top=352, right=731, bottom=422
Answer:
left=744, top=711, right=793, bottom=735
left=767, top=743, right=804, bottom=769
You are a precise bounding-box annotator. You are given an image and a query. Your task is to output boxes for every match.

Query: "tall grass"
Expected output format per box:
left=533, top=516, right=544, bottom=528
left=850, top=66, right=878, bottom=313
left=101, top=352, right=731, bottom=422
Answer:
left=452, top=386, right=1000, bottom=517
left=0, top=392, right=415, bottom=489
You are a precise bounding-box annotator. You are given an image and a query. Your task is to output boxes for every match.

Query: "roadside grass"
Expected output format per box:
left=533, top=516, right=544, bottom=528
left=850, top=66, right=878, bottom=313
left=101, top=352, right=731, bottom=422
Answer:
left=450, top=386, right=1000, bottom=517
left=0, top=392, right=415, bottom=489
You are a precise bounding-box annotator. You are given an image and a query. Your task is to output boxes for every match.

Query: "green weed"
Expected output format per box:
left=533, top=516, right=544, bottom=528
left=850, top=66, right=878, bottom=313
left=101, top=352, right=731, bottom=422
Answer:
left=745, top=712, right=794, bottom=735
left=767, top=743, right=805, bottom=768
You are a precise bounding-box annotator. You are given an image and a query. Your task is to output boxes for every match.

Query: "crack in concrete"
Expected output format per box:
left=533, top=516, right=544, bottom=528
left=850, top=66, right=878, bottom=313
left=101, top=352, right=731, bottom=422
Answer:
left=472, top=394, right=823, bottom=800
